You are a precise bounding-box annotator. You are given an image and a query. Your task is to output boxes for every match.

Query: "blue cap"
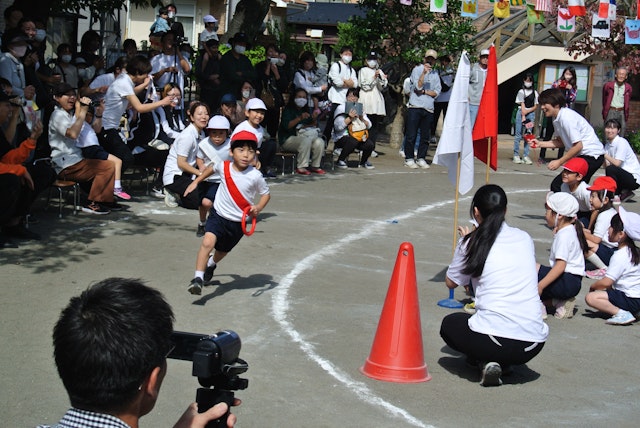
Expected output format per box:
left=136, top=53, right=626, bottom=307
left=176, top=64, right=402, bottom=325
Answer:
left=220, top=93, right=236, bottom=105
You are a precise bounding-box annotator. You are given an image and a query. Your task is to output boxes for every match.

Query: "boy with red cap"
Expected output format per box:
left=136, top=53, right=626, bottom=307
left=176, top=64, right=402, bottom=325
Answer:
left=559, top=157, right=592, bottom=227
left=584, top=176, right=618, bottom=279
left=187, top=130, right=270, bottom=295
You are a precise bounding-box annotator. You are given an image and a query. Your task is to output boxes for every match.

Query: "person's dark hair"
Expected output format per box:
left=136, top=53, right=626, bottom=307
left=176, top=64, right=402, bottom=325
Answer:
left=573, top=219, right=589, bottom=256
left=346, top=87, right=360, bottom=98
left=522, top=72, right=534, bottom=89
left=340, top=46, right=353, bottom=55
left=538, top=88, right=566, bottom=108
left=592, top=189, right=614, bottom=213
left=3, top=5, right=22, bottom=23
left=80, top=30, right=102, bottom=53
left=288, top=87, right=308, bottom=108
left=158, top=6, right=169, bottom=15
left=123, top=38, right=137, bottom=51
left=1, top=28, right=25, bottom=52
left=611, top=214, right=640, bottom=265
left=110, top=56, right=127, bottom=74
left=605, top=118, right=622, bottom=130
left=462, top=184, right=508, bottom=277
left=186, top=101, right=210, bottom=122
left=231, top=138, right=258, bottom=152
left=560, top=66, right=577, bottom=88
left=161, top=30, right=176, bottom=43
left=298, top=51, right=316, bottom=69
left=53, top=278, right=174, bottom=412
left=56, top=43, right=72, bottom=56
left=265, top=43, right=279, bottom=54
left=126, top=55, right=153, bottom=76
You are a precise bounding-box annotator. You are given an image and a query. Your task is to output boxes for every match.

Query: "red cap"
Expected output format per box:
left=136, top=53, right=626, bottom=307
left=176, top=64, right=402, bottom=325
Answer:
left=231, top=130, right=258, bottom=143
left=563, top=157, right=588, bottom=177
left=587, top=176, right=617, bottom=193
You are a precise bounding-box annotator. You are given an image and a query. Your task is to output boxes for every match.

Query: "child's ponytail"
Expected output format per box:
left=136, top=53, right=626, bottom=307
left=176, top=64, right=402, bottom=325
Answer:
left=574, top=220, right=590, bottom=256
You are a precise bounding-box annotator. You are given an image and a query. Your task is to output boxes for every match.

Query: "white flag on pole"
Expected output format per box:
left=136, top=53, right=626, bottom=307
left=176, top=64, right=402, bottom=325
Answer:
left=433, top=52, right=474, bottom=195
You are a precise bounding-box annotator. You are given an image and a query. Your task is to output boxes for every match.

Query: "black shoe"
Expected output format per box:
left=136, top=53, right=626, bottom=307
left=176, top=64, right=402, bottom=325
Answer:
left=262, top=169, right=277, bottom=178
left=0, top=233, right=19, bottom=248
left=82, top=202, right=110, bottom=215
left=2, top=224, right=41, bottom=240
left=203, top=264, right=217, bottom=282
left=102, top=201, right=125, bottom=211
left=187, top=277, right=203, bottom=295
left=196, top=224, right=205, bottom=237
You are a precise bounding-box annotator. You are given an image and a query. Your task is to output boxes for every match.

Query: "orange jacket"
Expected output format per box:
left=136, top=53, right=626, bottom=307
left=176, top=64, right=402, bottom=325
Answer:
left=0, top=138, right=36, bottom=176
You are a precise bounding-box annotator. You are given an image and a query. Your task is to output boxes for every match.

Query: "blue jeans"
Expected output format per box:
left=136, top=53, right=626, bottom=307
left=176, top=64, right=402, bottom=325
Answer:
left=513, top=109, right=535, bottom=158
left=469, top=104, right=479, bottom=129
left=404, top=108, right=433, bottom=160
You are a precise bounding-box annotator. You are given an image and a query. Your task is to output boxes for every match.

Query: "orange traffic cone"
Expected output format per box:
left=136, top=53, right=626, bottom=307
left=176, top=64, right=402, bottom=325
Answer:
left=360, top=242, right=431, bottom=383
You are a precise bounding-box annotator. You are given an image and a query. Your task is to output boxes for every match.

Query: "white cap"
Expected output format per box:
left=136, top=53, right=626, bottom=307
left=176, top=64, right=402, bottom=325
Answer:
left=206, top=115, right=230, bottom=130
left=546, top=192, right=579, bottom=218
left=245, top=98, right=267, bottom=111
left=203, top=14, right=217, bottom=23
left=618, top=206, right=640, bottom=241
left=480, top=49, right=490, bottom=57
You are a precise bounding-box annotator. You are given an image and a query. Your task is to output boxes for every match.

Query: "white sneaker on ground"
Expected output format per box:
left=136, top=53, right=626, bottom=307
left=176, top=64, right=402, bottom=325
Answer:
left=333, top=148, right=342, bottom=156
left=336, top=160, right=348, bottom=169
left=399, top=149, right=405, bottom=158
left=513, top=156, right=523, bottom=164
left=164, top=190, right=179, bottom=208
left=404, top=159, right=418, bottom=169
left=606, top=309, right=636, bottom=325
left=480, top=362, right=503, bottom=387
left=416, top=158, right=430, bottom=169
left=370, top=150, right=378, bottom=158
left=522, top=156, right=533, bottom=165
left=151, top=187, right=165, bottom=199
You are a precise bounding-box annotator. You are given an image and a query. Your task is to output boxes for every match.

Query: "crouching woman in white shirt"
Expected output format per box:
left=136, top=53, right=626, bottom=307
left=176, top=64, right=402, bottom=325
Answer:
left=440, top=184, right=549, bottom=387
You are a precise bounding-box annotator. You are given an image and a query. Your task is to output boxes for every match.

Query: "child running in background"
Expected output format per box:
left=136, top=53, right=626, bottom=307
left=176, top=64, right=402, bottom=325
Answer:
left=187, top=130, right=270, bottom=295
left=75, top=102, right=131, bottom=200
left=538, top=192, right=588, bottom=319
left=584, top=176, right=618, bottom=280
left=184, top=115, right=231, bottom=237
left=585, top=207, right=640, bottom=325
left=559, top=157, right=592, bottom=227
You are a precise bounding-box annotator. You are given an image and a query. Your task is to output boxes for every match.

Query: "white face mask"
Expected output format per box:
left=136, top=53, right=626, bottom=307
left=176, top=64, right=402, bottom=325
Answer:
left=294, top=98, right=307, bottom=108
left=367, top=60, right=378, bottom=68
left=341, top=55, right=352, bottom=65
left=524, top=82, right=532, bottom=88
left=270, top=57, right=279, bottom=64
left=11, top=45, right=27, bottom=58
left=234, top=45, right=246, bottom=55
left=277, top=58, right=285, bottom=66
left=242, top=90, right=251, bottom=99
left=35, top=29, right=46, bottom=42
left=168, top=11, right=175, bottom=19
left=61, top=55, right=72, bottom=64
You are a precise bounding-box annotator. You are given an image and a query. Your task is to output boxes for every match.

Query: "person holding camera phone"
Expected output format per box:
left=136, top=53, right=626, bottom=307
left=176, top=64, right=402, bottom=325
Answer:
left=37, top=277, right=240, bottom=428
left=151, top=31, right=191, bottom=110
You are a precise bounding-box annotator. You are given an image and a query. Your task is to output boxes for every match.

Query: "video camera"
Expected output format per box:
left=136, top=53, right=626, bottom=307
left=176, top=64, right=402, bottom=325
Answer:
left=168, top=330, right=248, bottom=428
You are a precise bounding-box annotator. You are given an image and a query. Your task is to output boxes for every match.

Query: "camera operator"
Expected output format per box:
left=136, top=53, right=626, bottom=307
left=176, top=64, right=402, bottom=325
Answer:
left=38, top=277, right=240, bottom=428
left=151, top=31, right=191, bottom=109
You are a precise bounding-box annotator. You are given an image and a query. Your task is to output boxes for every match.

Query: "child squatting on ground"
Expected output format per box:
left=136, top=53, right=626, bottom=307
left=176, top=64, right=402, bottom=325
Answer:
left=187, top=130, right=270, bottom=295
left=585, top=207, right=640, bottom=325
left=538, top=192, right=588, bottom=319
left=583, top=176, right=619, bottom=280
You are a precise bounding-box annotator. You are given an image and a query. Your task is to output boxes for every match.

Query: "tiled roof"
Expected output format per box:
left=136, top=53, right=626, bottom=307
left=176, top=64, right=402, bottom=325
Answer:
left=287, top=2, right=366, bottom=25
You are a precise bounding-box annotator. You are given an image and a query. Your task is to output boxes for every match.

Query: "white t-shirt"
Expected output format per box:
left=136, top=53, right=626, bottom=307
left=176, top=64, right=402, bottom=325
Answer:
left=151, top=53, right=191, bottom=89
left=550, top=225, right=585, bottom=276
left=213, top=161, right=269, bottom=222
left=592, top=207, right=618, bottom=249
left=447, top=223, right=549, bottom=343
left=197, top=136, right=231, bottom=183
left=605, top=135, right=640, bottom=184
left=102, top=73, right=135, bottom=130
left=515, top=88, right=539, bottom=107
left=606, top=247, right=640, bottom=298
left=327, top=61, right=358, bottom=104
left=162, top=124, right=202, bottom=186
left=48, top=106, right=84, bottom=173
left=76, top=122, right=100, bottom=148
left=89, top=72, right=116, bottom=100
left=199, top=29, right=219, bottom=49
left=552, top=108, right=605, bottom=158
left=560, top=181, right=591, bottom=212
left=231, top=120, right=265, bottom=148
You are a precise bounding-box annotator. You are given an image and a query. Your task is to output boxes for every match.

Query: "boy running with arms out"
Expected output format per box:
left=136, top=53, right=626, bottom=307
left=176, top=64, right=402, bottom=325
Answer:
left=187, top=130, right=270, bottom=295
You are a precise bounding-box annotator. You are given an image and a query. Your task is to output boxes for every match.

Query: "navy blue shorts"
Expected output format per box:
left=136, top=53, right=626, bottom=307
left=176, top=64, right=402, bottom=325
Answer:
left=596, top=245, right=616, bottom=266
left=81, top=145, right=109, bottom=161
left=607, top=288, right=640, bottom=314
left=538, top=265, right=582, bottom=300
left=199, top=181, right=219, bottom=203
left=205, top=210, right=243, bottom=253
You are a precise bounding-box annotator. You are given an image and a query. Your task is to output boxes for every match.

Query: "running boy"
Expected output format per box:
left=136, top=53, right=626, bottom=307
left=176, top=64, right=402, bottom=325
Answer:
left=187, top=130, right=270, bottom=295
left=184, top=115, right=232, bottom=237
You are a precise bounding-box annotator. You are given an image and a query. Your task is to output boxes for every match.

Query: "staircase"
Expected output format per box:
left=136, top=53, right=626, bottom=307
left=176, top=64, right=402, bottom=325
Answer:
left=472, top=9, right=590, bottom=83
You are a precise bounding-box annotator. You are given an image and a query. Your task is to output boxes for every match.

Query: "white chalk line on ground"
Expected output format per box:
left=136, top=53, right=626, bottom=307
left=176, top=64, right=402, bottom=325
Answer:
left=271, top=188, right=547, bottom=427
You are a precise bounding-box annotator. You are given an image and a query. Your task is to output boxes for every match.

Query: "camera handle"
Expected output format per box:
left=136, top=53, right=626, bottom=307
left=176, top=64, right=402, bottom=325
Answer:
left=196, top=387, right=234, bottom=428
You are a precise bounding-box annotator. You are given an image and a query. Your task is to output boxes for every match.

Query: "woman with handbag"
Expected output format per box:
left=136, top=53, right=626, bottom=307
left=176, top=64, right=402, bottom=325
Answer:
left=333, top=88, right=375, bottom=170
left=358, top=51, right=387, bottom=147
left=278, top=88, right=326, bottom=175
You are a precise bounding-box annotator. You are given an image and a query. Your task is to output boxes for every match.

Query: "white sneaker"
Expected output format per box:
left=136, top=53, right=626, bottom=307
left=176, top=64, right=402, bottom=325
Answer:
left=336, top=160, right=348, bottom=169
left=522, top=156, right=533, bottom=165
left=513, top=156, right=523, bottom=164
left=151, top=187, right=165, bottom=199
left=404, top=159, right=418, bottom=169
left=399, top=149, right=405, bottom=158
left=333, top=148, right=342, bottom=156
left=370, top=150, right=379, bottom=158
left=416, top=158, right=430, bottom=169
left=164, top=190, right=179, bottom=208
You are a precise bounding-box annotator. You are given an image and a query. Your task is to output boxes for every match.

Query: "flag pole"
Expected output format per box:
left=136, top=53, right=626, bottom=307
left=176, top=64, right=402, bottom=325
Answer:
left=485, top=136, right=491, bottom=183
left=453, top=153, right=461, bottom=253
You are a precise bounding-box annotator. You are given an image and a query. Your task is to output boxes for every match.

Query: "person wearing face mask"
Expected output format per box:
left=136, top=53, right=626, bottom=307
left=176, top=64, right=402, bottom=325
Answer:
left=151, top=31, right=191, bottom=113
left=75, top=30, right=105, bottom=87
left=255, top=44, right=288, bottom=138
left=52, top=43, right=79, bottom=89
left=0, top=29, right=35, bottom=101
left=279, top=88, right=326, bottom=175
left=357, top=51, right=387, bottom=148
left=199, top=14, right=219, bottom=50
left=403, top=48, right=441, bottom=169
left=323, top=45, right=358, bottom=142
left=219, top=32, right=256, bottom=97
left=512, top=73, right=539, bottom=165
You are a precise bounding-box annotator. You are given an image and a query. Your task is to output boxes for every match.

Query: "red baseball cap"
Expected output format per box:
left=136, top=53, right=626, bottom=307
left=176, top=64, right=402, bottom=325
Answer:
left=563, top=157, right=588, bottom=177
left=587, top=176, right=617, bottom=193
left=231, top=130, right=258, bottom=143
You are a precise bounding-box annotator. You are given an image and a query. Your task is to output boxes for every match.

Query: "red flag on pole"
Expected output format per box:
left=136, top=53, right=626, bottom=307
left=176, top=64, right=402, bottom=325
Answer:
left=472, top=45, right=498, bottom=171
